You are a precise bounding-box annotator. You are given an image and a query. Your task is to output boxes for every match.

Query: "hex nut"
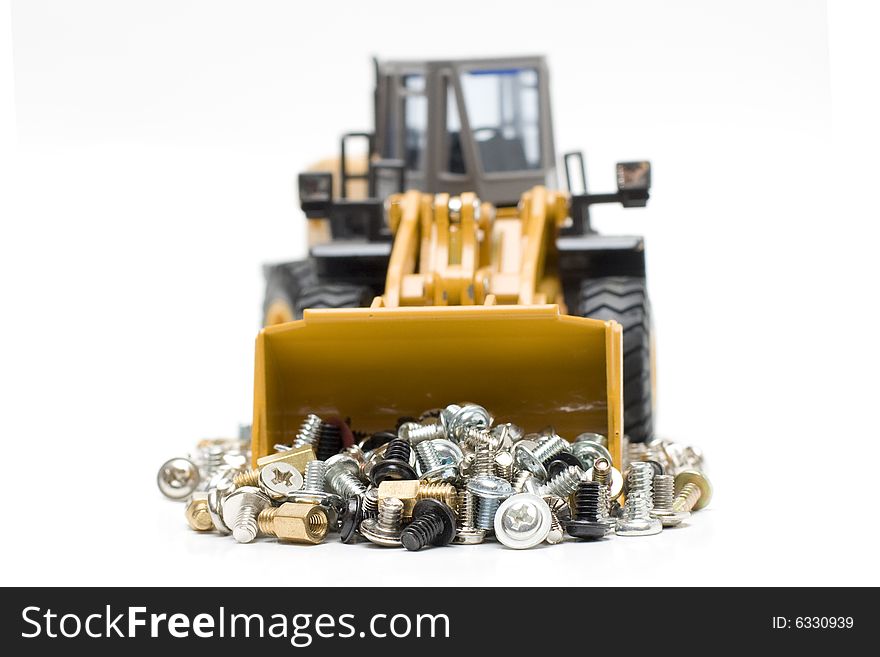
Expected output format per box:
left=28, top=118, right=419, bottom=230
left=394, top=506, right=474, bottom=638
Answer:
left=185, top=493, right=213, bottom=531
left=377, top=479, right=420, bottom=518
left=259, top=502, right=329, bottom=544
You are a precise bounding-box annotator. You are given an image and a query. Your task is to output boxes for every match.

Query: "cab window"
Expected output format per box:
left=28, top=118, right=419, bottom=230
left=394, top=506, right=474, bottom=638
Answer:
left=461, top=68, right=541, bottom=173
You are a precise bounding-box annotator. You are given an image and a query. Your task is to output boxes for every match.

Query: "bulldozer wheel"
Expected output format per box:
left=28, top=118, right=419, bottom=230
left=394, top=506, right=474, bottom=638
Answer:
left=578, top=277, right=653, bottom=443
left=263, top=260, right=374, bottom=325
left=294, top=283, right=374, bottom=317
left=262, top=260, right=317, bottom=326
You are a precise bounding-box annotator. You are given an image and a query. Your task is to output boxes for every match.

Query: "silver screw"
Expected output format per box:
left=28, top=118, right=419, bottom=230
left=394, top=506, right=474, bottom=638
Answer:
left=302, top=460, right=327, bottom=492
left=494, top=493, right=553, bottom=550
left=292, top=413, right=323, bottom=449
left=538, top=465, right=585, bottom=498
left=221, top=486, right=272, bottom=543
left=514, top=433, right=568, bottom=480
left=453, top=489, right=485, bottom=544
left=543, top=495, right=568, bottom=544
left=651, top=474, right=689, bottom=527
left=570, top=440, right=612, bottom=471
left=472, top=439, right=497, bottom=477
left=466, top=475, right=514, bottom=531
left=399, top=421, right=446, bottom=444
left=259, top=461, right=303, bottom=500
left=616, top=462, right=662, bottom=536
left=445, top=403, right=492, bottom=441
left=494, top=450, right=514, bottom=481
left=512, top=470, right=534, bottom=493
left=324, top=454, right=366, bottom=499
left=360, top=497, right=404, bottom=547
left=414, top=439, right=458, bottom=482
left=157, top=458, right=200, bottom=500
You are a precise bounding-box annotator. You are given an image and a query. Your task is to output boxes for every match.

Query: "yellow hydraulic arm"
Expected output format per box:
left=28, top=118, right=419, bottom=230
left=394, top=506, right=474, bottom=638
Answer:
left=379, top=186, right=570, bottom=310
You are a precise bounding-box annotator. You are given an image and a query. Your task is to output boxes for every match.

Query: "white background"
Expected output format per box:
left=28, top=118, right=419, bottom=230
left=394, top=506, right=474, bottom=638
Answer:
left=1, top=0, right=878, bottom=586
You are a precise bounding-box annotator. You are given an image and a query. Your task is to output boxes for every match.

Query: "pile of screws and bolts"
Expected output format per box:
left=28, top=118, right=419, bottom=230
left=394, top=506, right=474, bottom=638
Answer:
left=158, top=405, right=712, bottom=550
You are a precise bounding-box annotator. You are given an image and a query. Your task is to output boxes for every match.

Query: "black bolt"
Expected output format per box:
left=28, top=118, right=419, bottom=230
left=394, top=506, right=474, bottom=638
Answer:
left=359, top=430, right=397, bottom=453
left=369, top=438, right=418, bottom=485
left=339, top=495, right=363, bottom=544
left=400, top=499, right=456, bottom=551
left=315, top=423, right=343, bottom=461
left=565, top=481, right=609, bottom=540
left=546, top=452, right=583, bottom=479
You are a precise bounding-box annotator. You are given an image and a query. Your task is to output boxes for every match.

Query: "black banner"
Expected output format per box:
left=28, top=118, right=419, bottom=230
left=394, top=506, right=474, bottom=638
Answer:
left=3, top=587, right=870, bottom=651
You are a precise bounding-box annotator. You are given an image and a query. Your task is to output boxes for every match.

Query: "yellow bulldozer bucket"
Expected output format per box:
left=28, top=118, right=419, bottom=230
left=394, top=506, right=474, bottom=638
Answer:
left=251, top=303, right=623, bottom=467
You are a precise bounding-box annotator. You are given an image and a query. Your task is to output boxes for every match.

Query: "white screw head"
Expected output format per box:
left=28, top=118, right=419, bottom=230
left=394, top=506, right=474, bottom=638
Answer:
left=259, top=462, right=304, bottom=500
left=494, top=493, right=552, bottom=550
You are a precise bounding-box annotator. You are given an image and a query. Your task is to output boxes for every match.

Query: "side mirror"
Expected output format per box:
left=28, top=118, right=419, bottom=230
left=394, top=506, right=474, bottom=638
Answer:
left=298, top=172, right=333, bottom=218
left=616, top=161, right=651, bottom=207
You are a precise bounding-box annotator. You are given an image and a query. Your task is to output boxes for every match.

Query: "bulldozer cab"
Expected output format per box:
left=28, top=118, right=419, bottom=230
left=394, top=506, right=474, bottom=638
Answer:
left=368, top=56, right=556, bottom=207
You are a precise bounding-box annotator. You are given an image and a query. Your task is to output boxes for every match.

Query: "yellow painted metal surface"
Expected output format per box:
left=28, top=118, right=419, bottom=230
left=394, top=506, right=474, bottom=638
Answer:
left=252, top=186, right=624, bottom=470
left=252, top=304, right=622, bottom=468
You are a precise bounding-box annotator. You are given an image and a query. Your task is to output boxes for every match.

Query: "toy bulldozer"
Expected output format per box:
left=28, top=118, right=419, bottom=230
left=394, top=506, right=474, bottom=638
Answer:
left=254, top=56, right=654, bottom=468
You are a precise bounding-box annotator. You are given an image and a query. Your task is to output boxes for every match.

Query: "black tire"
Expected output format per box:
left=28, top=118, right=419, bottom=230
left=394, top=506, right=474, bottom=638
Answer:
left=577, top=277, right=653, bottom=443
left=263, top=260, right=374, bottom=325
left=294, top=282, right=374, bottom=317
left=263, top=260, right=318, bottom=325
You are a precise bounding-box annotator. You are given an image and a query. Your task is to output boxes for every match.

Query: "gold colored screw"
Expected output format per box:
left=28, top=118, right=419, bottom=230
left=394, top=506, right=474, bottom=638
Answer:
left=377, top=480, right=458, bottom=518
left=673, top=470, right=713, bottom=512
left=257, top=503, right=328, bottom=544
left=185, top=493, right=214, bottom=531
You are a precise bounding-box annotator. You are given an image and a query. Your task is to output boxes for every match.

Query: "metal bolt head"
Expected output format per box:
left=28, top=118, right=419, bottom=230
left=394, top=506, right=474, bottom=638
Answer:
left=184, top=493, right=213, bottom=531
left=494, top=449, right=514, bottom=473
left=467, top=474, right=514, bottom=500
left=651, top=507, right=690, bottom=527
left=575, top=432, right=607, bottom=446
left=570, top=440, right=613, bottom=470
left=615, top=515, right=662, bottom=536
left=514, top=443, right=548, bottom=480
left=565, top=518, right=611, bottom=540
left=259, top=461, right=304, bottom=501
left=157, top=458, right=200, bottom=500
left=491, top=423, right=523, bottom=449
left=417, top=438, right=462, bottom=482
left=207, top=487, right=231, bottom=534
left=360, top=498, right=403, bottom=547
left=447, top=403, right=492, bottom=439
left=324, top=454, right=360, bottom=481
left=222, top=486, right=271, bottom=543
left=674, top=470, right=713, bottom=511
left=453, top=527, right=486, bottom=545
left=494, top=493, right=552, bottom=549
